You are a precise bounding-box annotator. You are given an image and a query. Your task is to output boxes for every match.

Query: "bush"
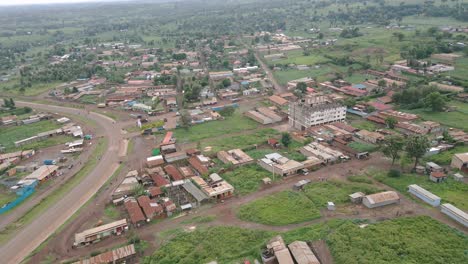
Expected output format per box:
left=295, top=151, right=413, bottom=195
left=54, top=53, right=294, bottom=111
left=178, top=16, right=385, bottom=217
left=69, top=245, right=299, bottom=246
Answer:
left=388, top=169, right=401, bottom=178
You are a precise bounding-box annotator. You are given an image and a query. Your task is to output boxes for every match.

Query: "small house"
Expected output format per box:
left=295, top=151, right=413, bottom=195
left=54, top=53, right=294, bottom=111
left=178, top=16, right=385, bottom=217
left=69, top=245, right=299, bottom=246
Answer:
left=451, top=153, right=468, bottom=173
left=362, top=191, right=400, bottom=208
left=430, top=171, right=447, bottom=183
left=408, top=184, right=441, bottom=207
left=453, top=173, right=464, bottom=182
left=426, top=162, right=444, bottom=173
left=349, top=192, right=365, bottom=203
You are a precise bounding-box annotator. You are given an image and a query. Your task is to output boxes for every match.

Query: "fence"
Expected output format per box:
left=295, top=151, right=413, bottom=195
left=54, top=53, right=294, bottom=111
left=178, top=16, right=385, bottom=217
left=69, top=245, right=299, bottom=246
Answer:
left=0, top=183, right=37, bottom=214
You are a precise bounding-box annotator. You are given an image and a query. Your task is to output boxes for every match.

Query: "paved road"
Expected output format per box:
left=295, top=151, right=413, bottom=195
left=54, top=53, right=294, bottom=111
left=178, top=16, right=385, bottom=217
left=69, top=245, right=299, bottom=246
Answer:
left=0, top=101, right=125, bottom=264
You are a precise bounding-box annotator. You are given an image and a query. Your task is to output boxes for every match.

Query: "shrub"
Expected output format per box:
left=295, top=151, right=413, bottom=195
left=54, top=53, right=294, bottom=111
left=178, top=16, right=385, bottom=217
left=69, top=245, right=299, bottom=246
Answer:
left=388, top=169, right=401, bottom=178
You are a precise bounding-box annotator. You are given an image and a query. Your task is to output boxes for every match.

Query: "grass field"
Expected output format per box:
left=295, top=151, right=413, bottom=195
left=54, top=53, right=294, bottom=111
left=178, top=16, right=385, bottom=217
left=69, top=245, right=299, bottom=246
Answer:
left=374, top=172, right=468, bottom=210
left=424, top=145, right=468, bottom=165
left=273, top=66, right=336, bottom=85
left=146, top=216, right=467, bottom=264
left=348, top=141, right=379, bottom=153
left=302, top=180, right=382, bottom=207
left=0, top=186, right=16, bottom=206
left=238, top=191, right=321, bottom=226
left=145, top=226, right=273, bottom=264
left=328, top=216, right=468, bottom=264
left=221, top=164, right=275, bottom=195
left=0, top=120, right=62, bottom=150
left=265, top=50, right=329, bottom=66
left=406, top=105, right=468, bottom=132
left=174, top=112, right=257, bottom=143
left=201, top=128, right=280, bottom=154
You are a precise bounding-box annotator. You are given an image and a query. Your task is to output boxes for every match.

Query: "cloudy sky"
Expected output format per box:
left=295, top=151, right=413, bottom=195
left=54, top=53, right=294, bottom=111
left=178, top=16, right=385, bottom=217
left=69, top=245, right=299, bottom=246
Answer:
left=0, top=0, right=106, bottom=5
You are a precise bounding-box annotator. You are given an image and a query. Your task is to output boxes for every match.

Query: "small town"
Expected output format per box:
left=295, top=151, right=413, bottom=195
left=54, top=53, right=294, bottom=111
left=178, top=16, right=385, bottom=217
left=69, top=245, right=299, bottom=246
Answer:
left=0, top=0, right=467, bottom=264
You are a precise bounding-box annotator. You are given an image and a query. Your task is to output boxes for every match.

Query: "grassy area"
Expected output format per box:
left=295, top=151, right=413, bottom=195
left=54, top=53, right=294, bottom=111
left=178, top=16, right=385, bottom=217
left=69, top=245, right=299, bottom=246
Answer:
left=221, top=164, right=275, bottom=195
left=406, top=108, right=468, bottom=132
left=238, top=191, right=321, bottom=226
left=103, top=204, right=121, bottom=220
left=180, top=215, right=216, bottom=224
left=328, top=216, right=468, bottom=264
left=9, top=135, right=70, bottom=152
left=348, top=117, right=378, bottom=131
left=146, top=216, right=467, bottom=264
left=265, top=50, right=329, bottom=66
left=424, top=145, right=468, bottom=165
left=0, top=186, right=16, bottom=206
left=201, top=128, right=280, bottom=154
left=0, top=138, right=108, bottom=244
left=0, top=120, right=62, bottom=150
left=145, top=226, right=273, bottom=264
left=302, top=180, right=382, bottom=207
left=374, top=172, right=468, bottom=210
left=273, top=66, right=336, bottom=85
left=174, top=112, right=257, bottom=143
left=348, top=141, right=379, bottom=153
left=2, top=82, right=61, bottom=97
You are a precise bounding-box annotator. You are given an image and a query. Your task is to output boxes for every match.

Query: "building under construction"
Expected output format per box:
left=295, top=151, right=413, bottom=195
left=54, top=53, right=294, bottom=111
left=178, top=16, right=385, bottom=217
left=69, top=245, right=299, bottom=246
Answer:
left=289, top=95, right=346, bottom=130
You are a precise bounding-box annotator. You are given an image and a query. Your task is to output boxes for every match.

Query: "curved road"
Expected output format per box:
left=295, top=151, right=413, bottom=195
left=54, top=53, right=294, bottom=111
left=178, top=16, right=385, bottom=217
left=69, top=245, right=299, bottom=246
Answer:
left=0, top=101, right=125, bottom=264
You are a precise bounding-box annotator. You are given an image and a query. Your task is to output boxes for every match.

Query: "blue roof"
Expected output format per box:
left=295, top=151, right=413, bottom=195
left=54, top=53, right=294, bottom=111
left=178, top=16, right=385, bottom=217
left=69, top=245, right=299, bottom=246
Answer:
left=241, top=81, right=249, bottom=85
left=352, top=84, right=367, bottom=89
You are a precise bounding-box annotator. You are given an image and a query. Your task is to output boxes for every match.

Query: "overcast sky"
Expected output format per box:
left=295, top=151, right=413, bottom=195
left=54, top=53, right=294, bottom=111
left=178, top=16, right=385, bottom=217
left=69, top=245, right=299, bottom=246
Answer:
left=0, top=0, right=106, bottom=6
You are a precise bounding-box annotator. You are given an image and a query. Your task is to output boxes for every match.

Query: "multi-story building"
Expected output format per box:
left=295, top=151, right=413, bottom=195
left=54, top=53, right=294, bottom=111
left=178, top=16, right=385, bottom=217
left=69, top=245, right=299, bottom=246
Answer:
left=288, top=95, right=346, bottom=130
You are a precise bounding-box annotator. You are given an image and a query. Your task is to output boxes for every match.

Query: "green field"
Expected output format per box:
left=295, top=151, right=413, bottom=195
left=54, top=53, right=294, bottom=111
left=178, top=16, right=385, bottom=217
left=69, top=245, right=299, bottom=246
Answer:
left=265, top=50, right=329, bottom=66
left=238, top=191, right=321, bottom=226
left=424, top=145, right=468, bottom=165
left=328, top=216, right=468, bottom=264
left=273, top=66, right=336, bottom=85
left=221, top=164, right=275, bottom=195
left=173, top=112, right=258, bottom=143
left=374, top=172, right=468, bottom=210
left=406, top=102, right=468, bottom=131
left=144, top=226, right=273, bottom=264
left=201, top=128, right=280, bottom=154
left=348, top=141, right=379, bottom=153
left=302, top=180, right=381, bottom=207
left=145, top=216, right=467, bottom=264
left=0, top=120, right=62, bottom=150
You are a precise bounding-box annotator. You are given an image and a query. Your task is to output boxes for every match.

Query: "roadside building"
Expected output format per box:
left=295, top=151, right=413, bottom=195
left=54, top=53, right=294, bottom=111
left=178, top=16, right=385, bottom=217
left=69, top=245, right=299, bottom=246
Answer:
left=217, top=149, right=254, bottom=166
left=408, top=184, right=441, bottom=207
left=362, top=191, right=400, bottom=208
left=440, top=203, right=468, bottom=227
left=289, top=95, right=346, bottom=130
left=73, top=219, right=128, bottom=247
left=245, top=110, right=273, bottom=124
left=258, top=153, right=304, bottom=177
left=112, top=172, right=140, bottom=199
left=163, top=200, right=177, bottom=216
left=164, top=151, right=187, bottom=163
left=124, top=198, right=146, bottom=227
left=23, top=165, right=59, bottom=183
left=451, top=153, right=468, bottom=173
left=288, top=241, right=320, bottom=264
left=257, top=107, right=283, bottom=122
left=72, top=244, right=136, bottom=264
left=146, top=155, right=164, bottom=168
left=191, top=175, right=235, bottom=200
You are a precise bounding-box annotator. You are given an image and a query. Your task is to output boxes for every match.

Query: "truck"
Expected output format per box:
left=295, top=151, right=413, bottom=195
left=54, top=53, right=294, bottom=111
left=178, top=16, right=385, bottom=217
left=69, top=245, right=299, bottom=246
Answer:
left=43, top=159, right=57, bottom=165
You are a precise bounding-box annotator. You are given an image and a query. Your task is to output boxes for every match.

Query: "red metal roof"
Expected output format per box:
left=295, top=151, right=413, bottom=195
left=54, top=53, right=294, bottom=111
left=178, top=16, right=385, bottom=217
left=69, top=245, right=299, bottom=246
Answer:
left=162, top=132, right=173, bottom=145
left=151, top=174, right=169, bottom=187
left=164, top=165, right=184, bottom=181
left=124, top=200, right=146, bottom=224
left=188, top=156, right=209, bottom=175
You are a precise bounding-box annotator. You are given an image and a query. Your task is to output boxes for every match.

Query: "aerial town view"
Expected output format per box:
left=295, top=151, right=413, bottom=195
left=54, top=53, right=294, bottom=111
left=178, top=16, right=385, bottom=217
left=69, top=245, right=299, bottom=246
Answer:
left=0, top=0, right=467, bottom=263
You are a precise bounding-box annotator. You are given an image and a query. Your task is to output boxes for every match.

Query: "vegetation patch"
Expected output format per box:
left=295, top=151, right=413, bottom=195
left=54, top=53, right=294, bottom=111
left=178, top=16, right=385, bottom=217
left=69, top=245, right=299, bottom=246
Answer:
left=174, top=112, right=257, bottom=143
left=144, top=226, right=273, bottom=264
left=424, top=145, right=468, bottom=165
left=0, top=120, right=62, bottom=150
left=374, top=172, right=468, bottom=210
left=181, top=215, right=217, bottom=224
left=348, top=142, right=379, bottom=153
left=221, top=164, right=275, bottom=195
left=238, top=191, right=321, bottom=226
left=328, top=216, right=468, bottom=264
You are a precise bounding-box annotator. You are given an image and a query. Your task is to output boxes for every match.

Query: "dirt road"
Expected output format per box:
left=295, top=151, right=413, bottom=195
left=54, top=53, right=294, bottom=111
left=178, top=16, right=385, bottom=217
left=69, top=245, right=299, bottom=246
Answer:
left=0, top=101, right=126, bottom=264
left=254, top=51, right=286, bottom=93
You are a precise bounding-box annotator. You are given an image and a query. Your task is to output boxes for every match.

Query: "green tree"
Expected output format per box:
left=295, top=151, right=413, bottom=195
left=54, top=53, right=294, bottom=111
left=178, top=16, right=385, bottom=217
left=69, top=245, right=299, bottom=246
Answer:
left=222, top=78, right=231, bottom=88
left=72, top=87, right=79, bottom=93
left=219, top=106, right=235, bottom=117
left=3, top=98, right=11, bottom=108
left=281, top=133, right=292, bottom=147
left=405, top=135, right=430, bottom=169
left=343, top=98, right=356, bottom=108
left=424, top=92, right=446, bottom=111
left=296, top=82, right=307, bottom=94
left=381, top=136, right=405, bottom=165
left=179, top=110, right=192, bottom=130
left=385, top=117, right=398, bottom=129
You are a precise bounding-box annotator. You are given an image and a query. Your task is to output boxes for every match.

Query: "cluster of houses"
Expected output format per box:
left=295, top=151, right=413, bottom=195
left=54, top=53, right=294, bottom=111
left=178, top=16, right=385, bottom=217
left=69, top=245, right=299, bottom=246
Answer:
left=261, top=235, right=321, bottom=264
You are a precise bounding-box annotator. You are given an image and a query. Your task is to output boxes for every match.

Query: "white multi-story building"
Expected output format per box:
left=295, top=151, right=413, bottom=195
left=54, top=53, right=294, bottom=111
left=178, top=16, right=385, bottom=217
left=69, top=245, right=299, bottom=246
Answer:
left=288, top=95, right=346, bottom=130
